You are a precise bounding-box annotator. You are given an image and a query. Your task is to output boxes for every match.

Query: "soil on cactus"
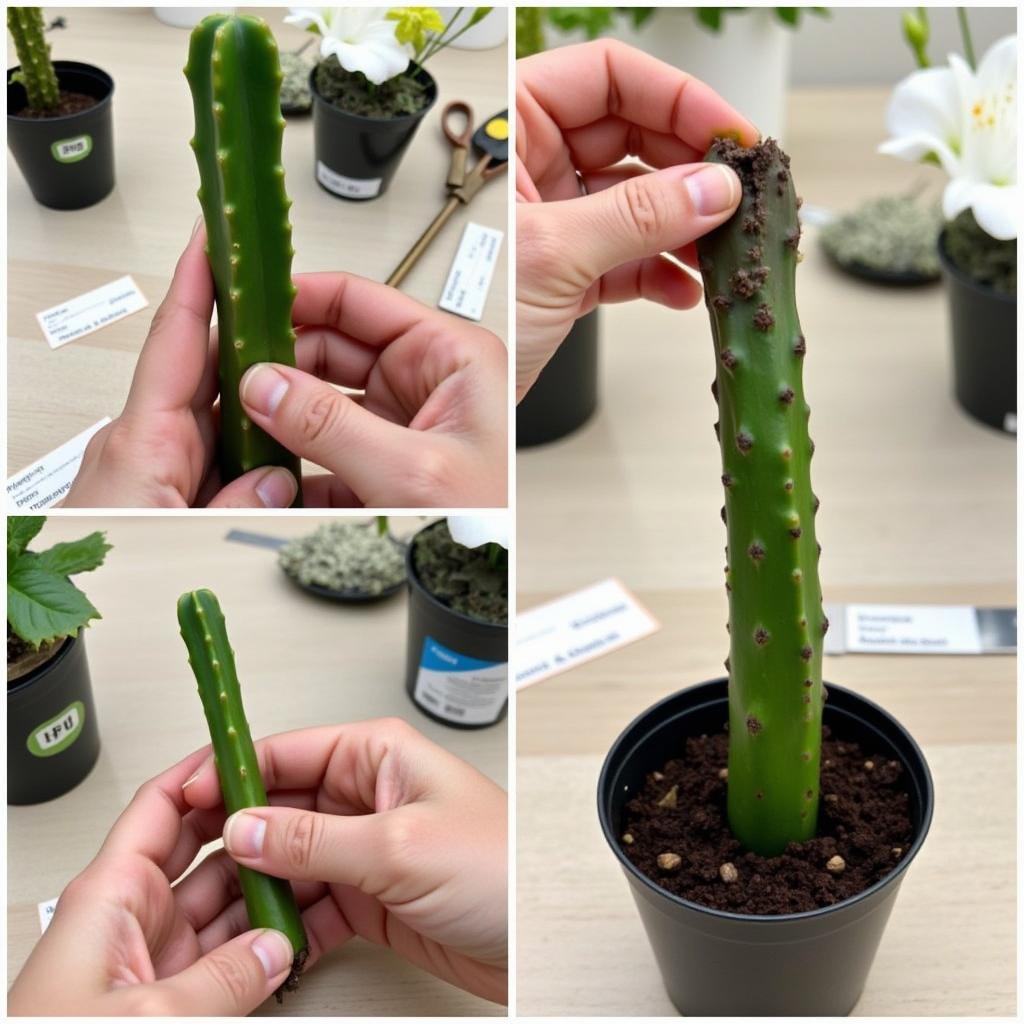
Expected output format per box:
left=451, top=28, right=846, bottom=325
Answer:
left=184, top=14, right=303, bottom=503
left=178, top=589, right=309, bottom=997
left=412, top=521, right=508, bottom=626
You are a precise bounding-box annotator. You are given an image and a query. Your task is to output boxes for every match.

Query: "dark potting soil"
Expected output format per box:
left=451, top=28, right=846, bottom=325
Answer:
left=412, top=521, right=507, bottom=626
left=314, top=57, right=429, bottom=118
left=14, top=90, right=98, bottom=118
left=7, top=625, right=61, bottom=688
left=621, top=728, right=913, bottom=915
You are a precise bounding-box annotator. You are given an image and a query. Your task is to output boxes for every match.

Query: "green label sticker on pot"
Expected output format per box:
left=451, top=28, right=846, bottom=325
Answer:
left=51, top=134, right=92, bottom=163
left=27, top=701, right=85, bottom=757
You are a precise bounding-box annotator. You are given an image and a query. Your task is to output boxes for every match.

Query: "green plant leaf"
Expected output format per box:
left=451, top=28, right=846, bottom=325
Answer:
left=547, top=6, right=616, bottom=39
left=775, top=7, right=798, bottom=26
left=34, top=531, right=111, bottom=577
left=7, top=562, right=101, bottom=648
left=468, top=6, right=492, bottom=28
left=7, top=516, right=45, bottom=565
left=628, top=7, right=655, bottom=28
left=695, top=7, right=725, bottom=32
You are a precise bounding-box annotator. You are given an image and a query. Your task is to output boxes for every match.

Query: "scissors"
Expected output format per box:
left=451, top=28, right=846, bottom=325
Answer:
left=386, top=101, right=508, bottom=288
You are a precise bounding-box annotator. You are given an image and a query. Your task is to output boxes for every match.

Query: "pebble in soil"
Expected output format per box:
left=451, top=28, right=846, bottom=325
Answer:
left=621, top=729, right=913, bottom=915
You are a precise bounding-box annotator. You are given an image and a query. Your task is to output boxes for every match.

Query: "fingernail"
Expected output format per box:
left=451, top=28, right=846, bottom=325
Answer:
left=182, top=768, right=202, bottom=789
left=224, top=811, right=266, bottom=858
left=190, top=215, right=203, bottom=240
left=252, top=930, right=293, bottom=978
left=255, top=467, right=298, bottom=509
left=684, top=164, right=739, bottom=216
left=240, top=364, right=289, bottom=416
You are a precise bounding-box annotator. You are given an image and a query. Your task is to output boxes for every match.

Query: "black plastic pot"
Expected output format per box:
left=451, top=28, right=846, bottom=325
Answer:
left=8, top=633, right=101, bottom=805
left=310, top=64, right=437, bottom=201
left=598, top=678, right=933, bottom=1016
left=937, top=230, right=1016, bottom=434
left=517, top=309, right=600, bottom=447
left=404, top=524, right=507, bottom=729
left=7, top=61, right=115, bottom=210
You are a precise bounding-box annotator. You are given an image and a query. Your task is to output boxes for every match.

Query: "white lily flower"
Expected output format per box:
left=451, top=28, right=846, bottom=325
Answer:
left=879, top=35, right=1017, bottom=240
left=448, top=516, right=509, bottom=551
left=285, top=7, right=412, bottom=85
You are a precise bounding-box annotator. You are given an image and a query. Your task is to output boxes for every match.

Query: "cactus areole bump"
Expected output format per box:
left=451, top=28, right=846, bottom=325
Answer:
left=696, top=138, right=826, bottom=857
left=177, top=589, right=309, bottom=996
left=184, top=15, right=303, bottom=503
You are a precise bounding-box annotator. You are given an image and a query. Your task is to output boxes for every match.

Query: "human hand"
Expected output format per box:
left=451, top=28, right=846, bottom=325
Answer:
left=183, top=718, right=508, bottom=1005
left=8, top=747, right=306, bottom=1015
left=516, top=39, right=759, bottom=399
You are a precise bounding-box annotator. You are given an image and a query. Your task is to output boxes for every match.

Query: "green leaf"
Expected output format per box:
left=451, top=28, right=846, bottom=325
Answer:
left=629, top=7, right=655, bottom=28
left=695, top=7, right=724, bottom=32
left=468, top=6, right=492, bottom=28
left=7, top=516, right=45, bottom=565
left=34, top=531, right=111, bottom=577
left=775, top=8, right=798, bottom=26
left=7, top=563, right=100, bottom=648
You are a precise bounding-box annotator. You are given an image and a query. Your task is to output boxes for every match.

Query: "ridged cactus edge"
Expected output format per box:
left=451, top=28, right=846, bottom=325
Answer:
left=8, top=7, right=60, bottom=112
left=184, top=15, right=303, bottom=503
left=696, top=138, right=827, bottom=858
left=177, top=589, right=309, bottom=997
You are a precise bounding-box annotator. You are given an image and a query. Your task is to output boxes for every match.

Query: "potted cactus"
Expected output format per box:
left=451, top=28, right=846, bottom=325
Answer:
left=184, top=13, right=303, bottom=503
left=880, top=17, right=1016, bottom=434
left=8, top=516, right=110, bottom=805
left=596, top=139, right=934, bottom=1015
left=286, top=5, right=492, bottom=199
left=405, top=516, right=508, bottom=728
left=7, top=6, right=116, bottom=209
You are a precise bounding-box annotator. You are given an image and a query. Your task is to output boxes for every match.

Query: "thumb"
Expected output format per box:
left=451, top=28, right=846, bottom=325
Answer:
left=535, top=162, right=740, bottom=286
left=205, top=465, right=299, bottom=509
left=238, top=364, right=428, bottom=504
left=142, top=928, right=293, bottom=1015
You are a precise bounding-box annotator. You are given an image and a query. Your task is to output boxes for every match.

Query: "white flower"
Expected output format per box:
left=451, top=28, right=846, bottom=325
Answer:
left=447, top=516, right=509, bottom=550
left=879, top=35, right=1017, bottom=240
left=285, top=7, right=411, bottom=85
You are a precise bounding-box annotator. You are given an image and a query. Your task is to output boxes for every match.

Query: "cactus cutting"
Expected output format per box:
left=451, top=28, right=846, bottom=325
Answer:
left=8, top=7, right=60, bottom=113
left=184, top=15, right=302, bottom=502
left=696, top=138, right=826, bottom=857
left=177, top=589, right=309, bottom=996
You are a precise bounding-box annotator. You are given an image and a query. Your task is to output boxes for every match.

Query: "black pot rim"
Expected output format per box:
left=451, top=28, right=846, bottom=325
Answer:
left=406, top=521, right=507, bottom=636
left=8, top=60, right=115, bottom=122
left=597, top=678, right=934, bottom=925
left=309, top=60, right=437, bottom=126
left=7, top=631, right=78, bottom=697
left=937, top=227, right=1016, bottom=305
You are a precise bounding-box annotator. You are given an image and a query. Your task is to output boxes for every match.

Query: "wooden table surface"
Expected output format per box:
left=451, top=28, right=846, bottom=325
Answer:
left=7, top=516, right=506, bottom=1017
left=516, top=87, right=1016, bottom=1016
left=7, top=6, right=509, bottom=476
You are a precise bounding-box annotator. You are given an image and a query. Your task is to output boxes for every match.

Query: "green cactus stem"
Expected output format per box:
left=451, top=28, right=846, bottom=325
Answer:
left=696, top=138, right=826, bottom=857
left=8, top=8, right=60, bottom=112
left=184, top=15, right=302, bottom=504
left=177, top=589, right=309, bottom=997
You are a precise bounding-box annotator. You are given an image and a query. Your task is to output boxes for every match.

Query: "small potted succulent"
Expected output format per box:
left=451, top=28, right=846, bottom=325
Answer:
left=8, top=516, right=110, bottom=805
left=286, top=5, right=492, bottom=199
left=405, top=516, right=508, bottom=729
left=6, top=6, right=115, bottom=209
left=880, top=15, right=1016, bottom=434
left=597, top=139, right=934, bottom=1015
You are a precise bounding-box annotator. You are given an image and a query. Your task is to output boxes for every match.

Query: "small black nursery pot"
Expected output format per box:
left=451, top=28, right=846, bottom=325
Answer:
left=404, top=524, right=508, bottom=729
left=310, top=64, right=437, bottom=201
left=517, top=309, right=600, bottom=447
left=598, top=678, right=933, bottom=1016
left=937, top=231, right=1016, bottom=434
left=7, top=61, right=115, bottom=210
left=8, top=633, right=101, bottom=805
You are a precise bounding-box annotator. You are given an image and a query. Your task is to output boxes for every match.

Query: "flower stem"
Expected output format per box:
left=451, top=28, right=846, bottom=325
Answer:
left=956, top=7, right=976, bottom=70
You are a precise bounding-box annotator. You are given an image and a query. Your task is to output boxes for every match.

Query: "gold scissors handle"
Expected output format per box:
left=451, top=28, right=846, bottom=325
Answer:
left=441, top=100, right=474, bottom=190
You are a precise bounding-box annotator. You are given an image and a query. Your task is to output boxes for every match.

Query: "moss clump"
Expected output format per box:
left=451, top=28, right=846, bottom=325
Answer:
left=278, top=522, right=405, bottom=595
left=314, top=56, right=429, bottom=118
left=279, top=52, right=312, bottom=113
left=943, top=209, right=1016, bottom=296
left=412, top=521, right=507, bottom=626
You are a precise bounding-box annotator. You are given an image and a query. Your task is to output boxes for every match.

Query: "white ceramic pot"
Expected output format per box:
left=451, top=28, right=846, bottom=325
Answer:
left=436, top=7, right=507, bottom=50
left=153, top=7, right=235, bottom=29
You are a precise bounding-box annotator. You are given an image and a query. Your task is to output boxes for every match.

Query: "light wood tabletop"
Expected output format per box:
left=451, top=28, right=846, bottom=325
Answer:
left=7, top=6, right=509, bottom=477
left=516, top=88, right=1016, bottom=1016
left=7, top=515, right=506, bottom=1017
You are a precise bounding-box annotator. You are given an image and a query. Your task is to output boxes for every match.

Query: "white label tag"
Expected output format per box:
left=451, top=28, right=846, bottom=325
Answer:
left=438, top=221, right=503, bottom=322
left=516, top=578, right=661, bottom=689
left=845, top=603, right=982, bottom=654
left=414, top=635, right=507, bottom=725
left=36, top=275, right=148, bottom=349
left=51, top=134, right=92, bottom=163
left=38, top=897, right=58, bottom=933
left=6, top=417, right=111, bottom=511
left=316, top=161, right=382, bottom=199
